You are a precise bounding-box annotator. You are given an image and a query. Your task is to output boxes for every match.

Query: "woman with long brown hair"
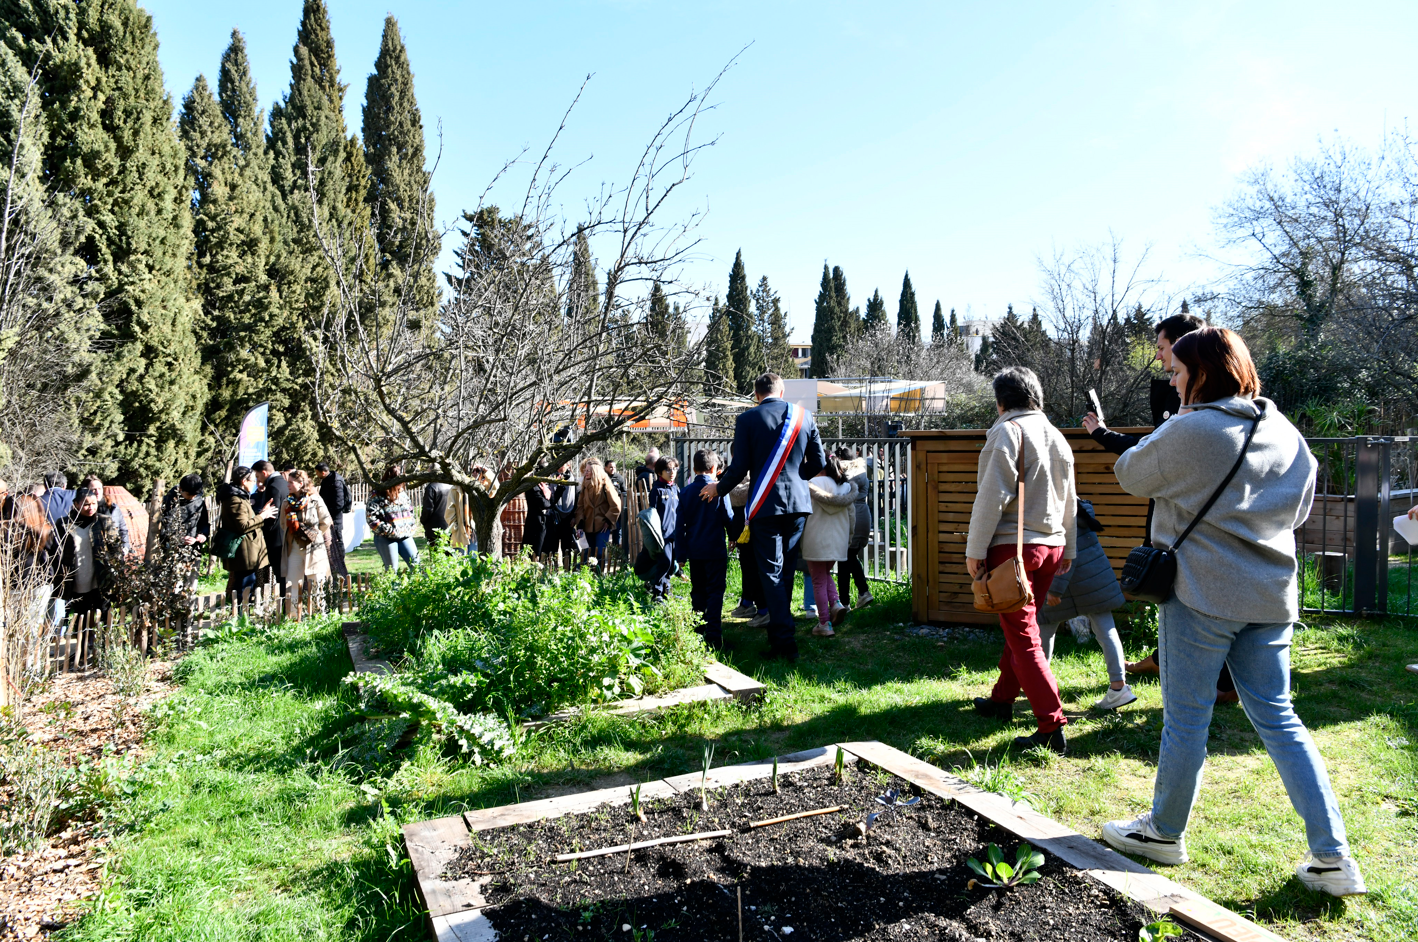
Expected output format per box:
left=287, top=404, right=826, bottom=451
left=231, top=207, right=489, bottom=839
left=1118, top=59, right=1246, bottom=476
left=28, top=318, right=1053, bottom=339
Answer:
left=279, top=470, right=334, bottom=619
left=1102, top=327, right=1364, bottom=897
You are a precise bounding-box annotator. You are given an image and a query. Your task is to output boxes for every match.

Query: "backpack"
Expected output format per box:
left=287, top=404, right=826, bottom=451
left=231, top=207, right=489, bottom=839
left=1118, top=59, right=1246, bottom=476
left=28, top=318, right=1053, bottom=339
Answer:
left=637, top=506, right=665, bottom=558
left=340, top=479, right=352, bottom=516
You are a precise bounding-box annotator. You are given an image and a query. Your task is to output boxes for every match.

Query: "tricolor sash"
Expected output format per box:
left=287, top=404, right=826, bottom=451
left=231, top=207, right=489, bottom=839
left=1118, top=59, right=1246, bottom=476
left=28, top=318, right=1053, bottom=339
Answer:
left=736, top=402, right=805, bottom=544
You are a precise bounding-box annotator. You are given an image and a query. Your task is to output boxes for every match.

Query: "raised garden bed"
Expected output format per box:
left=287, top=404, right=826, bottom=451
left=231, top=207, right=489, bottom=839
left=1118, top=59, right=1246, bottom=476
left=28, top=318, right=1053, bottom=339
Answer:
left=405, top=743, right=1287, bottom=942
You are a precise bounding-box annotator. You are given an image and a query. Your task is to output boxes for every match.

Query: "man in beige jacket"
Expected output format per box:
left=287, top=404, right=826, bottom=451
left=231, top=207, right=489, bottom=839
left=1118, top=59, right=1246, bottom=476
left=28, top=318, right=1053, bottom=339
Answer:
left=966, top=367, right=1078, bottom=754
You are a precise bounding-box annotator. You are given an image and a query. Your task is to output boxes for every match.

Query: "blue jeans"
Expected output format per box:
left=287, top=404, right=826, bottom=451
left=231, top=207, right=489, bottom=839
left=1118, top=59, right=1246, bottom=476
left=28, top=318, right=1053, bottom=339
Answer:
left=802, top=570, right=816, bottom=612
left=1152, top=599, right=1349, bottom=858
left=374, top=535, right=420, bottom=572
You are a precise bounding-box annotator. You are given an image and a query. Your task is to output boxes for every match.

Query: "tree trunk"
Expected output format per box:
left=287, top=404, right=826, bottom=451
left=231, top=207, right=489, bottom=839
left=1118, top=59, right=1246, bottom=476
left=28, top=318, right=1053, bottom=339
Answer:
left=473, top=505, right=503, bottom=560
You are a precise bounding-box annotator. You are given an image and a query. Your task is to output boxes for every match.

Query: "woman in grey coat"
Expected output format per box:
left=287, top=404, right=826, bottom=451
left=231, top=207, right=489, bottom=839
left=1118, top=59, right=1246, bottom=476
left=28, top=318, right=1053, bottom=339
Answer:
left=1038, top=499, right=1132, bottom=710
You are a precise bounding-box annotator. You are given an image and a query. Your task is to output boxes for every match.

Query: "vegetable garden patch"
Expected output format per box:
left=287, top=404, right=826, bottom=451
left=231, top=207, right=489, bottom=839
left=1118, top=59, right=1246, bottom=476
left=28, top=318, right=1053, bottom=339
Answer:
left=405, top=743, right=1287, bottom=942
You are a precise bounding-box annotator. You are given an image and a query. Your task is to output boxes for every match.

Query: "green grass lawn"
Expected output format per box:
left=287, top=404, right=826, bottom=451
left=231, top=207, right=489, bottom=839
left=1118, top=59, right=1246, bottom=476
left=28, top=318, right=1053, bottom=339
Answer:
left=61, top=563, right=1418, bottom=942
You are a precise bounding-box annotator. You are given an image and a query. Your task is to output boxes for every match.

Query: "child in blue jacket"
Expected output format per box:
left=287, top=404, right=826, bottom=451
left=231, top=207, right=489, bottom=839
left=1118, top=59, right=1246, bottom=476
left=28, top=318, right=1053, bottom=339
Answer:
left=676, top=449, right=732, bottom=650
left=646, top=456, right=680, bottom=601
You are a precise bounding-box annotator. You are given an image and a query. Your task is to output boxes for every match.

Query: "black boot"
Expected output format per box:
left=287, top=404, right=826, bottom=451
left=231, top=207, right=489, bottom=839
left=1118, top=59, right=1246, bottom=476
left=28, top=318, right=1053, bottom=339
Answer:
left=1013, top=728, right=1066, bottom=755
left=973, top=697, right=1012, bottom=721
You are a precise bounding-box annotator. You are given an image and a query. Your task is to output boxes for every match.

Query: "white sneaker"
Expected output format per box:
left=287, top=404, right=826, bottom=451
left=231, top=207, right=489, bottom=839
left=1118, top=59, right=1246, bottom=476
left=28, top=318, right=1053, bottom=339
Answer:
left=1296, top=853, right=1367, bottom=896
left=730, top=602, right=757, bottom=619
left=1407, top=663, right=1418, bottom=674
left=1101, top=811, right=1188, bottom=865
left=747, top=612, right=770, bottom=628
left=803, top=607, right=818, bottom=619
left=1094, top=685, right=1138, bottom=711
left=854, top=591, right=874, bottom=609
left=1069, top=615, right=1092, bottom=643
left=812, top=622, right=835, bottom=637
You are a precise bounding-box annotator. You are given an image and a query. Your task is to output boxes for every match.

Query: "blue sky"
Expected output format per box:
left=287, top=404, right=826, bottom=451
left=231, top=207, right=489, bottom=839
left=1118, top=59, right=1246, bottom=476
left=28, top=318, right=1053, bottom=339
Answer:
left=142, top=1, right=1418, bottom=340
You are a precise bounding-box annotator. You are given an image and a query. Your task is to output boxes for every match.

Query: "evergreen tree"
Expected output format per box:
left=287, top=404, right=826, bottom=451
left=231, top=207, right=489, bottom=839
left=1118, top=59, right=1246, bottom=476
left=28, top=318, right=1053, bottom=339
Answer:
left=1125, top=302, right=1153, bottom=343
left=1024, top=306, right=1050, bottom=348
left=703, top=296, right=735, bottom=391
left=7, top=0, right=206, bottom=486
left=566, top=225, right=599, bottom=318
left=897, top=271, right=920, bottom=345
left=362, top=15, right=438, bottom=316
left=930, top=300, right=946, bottom=346
left=974, top=334, right=995, bottom=374
left=766, top=295, right=796, bottom=378
left=863, top=289, right=887, bottom=332
left=949, top=307, right=960, bottom=342
left=181, top=31, right=307, bottom=469
left=725, top=250, right=760, bottom=393
left=646, top=280, right=672, bottom=348
left=831, top=265, right=858, bottom=340
left=809, top=264, right=836, bottom=377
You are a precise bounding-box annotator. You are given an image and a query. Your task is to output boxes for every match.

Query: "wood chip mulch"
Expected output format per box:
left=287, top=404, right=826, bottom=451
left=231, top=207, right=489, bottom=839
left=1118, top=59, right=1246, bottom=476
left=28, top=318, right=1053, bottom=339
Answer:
left=0, top=662, right=173, bottom=940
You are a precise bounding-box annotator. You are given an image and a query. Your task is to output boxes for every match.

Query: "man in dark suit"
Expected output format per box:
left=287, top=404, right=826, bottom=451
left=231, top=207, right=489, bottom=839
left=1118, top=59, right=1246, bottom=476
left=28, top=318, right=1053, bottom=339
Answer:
left=701, top=372, right=826, bottom=661
left=315, top=463, right=350, bottom=578
left=252, top=459, right=289, bottom=594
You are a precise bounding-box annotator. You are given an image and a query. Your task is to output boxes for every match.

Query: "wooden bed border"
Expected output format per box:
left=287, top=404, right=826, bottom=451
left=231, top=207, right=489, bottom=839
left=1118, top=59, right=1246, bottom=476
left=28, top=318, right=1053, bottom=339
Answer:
left=402, top=741, right=1287, bottom=942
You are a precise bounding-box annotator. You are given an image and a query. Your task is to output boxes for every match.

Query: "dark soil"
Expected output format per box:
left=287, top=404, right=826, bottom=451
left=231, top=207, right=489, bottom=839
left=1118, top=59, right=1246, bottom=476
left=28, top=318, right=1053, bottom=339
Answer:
left=445, top=764, right=1198, bottom=941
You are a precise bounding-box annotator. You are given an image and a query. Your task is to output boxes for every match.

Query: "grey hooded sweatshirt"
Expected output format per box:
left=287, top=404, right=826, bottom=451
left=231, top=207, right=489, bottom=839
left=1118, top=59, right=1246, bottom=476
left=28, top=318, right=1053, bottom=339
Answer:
left=1113, top=395, right=1316, bottom=624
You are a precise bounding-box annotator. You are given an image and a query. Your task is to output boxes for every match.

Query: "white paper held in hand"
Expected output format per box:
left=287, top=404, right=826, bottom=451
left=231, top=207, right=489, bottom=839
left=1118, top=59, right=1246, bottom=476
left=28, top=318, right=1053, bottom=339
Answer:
left=1394, top=514, right=1418, bottom=547
left=575, top=531, right=590, bottom=552
left=1087, top=388, right=1105, bottom=424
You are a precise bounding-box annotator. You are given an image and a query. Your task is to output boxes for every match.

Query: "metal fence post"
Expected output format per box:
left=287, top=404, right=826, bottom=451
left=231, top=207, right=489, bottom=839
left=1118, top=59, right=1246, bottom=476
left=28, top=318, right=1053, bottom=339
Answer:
left=1353, top=438, right=1383, bottom=616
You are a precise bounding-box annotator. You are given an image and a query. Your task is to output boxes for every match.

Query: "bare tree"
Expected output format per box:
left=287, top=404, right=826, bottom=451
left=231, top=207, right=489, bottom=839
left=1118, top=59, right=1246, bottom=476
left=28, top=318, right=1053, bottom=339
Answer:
left=308, top=72, right=733, bottom=553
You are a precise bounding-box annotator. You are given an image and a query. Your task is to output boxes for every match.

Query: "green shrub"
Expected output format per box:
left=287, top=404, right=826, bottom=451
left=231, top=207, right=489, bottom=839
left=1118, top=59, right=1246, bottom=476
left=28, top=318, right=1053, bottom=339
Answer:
left=357, top=552, right=707, bottom=722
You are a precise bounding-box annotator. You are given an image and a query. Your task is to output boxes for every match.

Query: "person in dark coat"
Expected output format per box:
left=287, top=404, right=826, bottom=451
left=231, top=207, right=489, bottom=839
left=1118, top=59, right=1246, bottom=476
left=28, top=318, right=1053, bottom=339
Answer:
left=1080, top=309, right=1237, bottom=701
left=676, top=449, right=732, bottom=650
left=40, top=471, right=74, bottom=525
left=646, top=456, right=680, bottom=601
left=218, top=467, right=274, bottom=602
left=162, top=473, right=211, bottom=548
left=605, top=461, right=628, bottom=550
left=421, top=480, right=452, bottom=548
left=1038, top=499, right=1133, bottom=711
left=547, top=466, right=579, bottom=561
left=701, top=372, right=826, bottom=662
left=315, top=463, right=350, bottom=578
left=522, top=471, right=553, bottom=560
left=251, top=460, right=289, bottom=596
left=55, top=487, right=123, bottom=617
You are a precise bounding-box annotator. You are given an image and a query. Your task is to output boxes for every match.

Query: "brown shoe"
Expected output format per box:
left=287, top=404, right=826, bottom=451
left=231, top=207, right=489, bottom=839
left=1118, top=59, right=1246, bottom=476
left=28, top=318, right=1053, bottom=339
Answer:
left=1215, top=688, right=1240, bottom=705
left=1127, top=654, right=1160, bottom=675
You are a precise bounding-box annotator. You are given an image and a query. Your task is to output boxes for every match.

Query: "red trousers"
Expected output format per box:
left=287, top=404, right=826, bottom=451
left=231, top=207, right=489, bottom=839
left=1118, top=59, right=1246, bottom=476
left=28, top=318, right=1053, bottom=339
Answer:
left=986, top=542, right=1067, bottom=733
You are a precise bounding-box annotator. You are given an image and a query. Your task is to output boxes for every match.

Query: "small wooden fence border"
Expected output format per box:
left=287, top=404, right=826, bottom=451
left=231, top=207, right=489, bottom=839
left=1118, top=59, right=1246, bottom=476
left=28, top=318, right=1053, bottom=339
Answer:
left=403, top=742, right=1288, bottom=942
left=45, top=574, right=378, bottom=676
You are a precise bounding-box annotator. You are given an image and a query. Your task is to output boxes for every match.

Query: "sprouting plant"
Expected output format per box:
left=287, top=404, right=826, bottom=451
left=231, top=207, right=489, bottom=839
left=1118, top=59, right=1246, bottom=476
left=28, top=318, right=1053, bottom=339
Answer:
left=630, top=782, right=646, bottom=822
left=631, top=930, right=655, bottom=942
left=771, top=755, right=780, bottom=794
left=834, top=745, right=846, bottom=784
left=699, top=741, right=715, bottom=811
left=1139, top=918, right=1184, bottom=941
left=966, top=843, right=1045, bottom=889
left=873, top=787, right=920, bottom=821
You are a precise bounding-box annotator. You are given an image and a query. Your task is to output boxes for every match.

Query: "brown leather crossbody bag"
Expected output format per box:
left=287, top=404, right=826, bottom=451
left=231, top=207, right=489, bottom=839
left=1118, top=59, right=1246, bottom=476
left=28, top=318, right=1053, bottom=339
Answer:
left=972, top=421, right=1034, bottom=614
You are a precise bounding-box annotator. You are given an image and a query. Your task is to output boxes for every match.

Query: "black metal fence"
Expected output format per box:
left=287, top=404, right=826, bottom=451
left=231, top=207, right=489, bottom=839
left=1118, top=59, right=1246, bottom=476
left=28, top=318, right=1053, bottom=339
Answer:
left=1298, top=436, right=1418, bottom=618
left=672, top=436, right=912, bottom=583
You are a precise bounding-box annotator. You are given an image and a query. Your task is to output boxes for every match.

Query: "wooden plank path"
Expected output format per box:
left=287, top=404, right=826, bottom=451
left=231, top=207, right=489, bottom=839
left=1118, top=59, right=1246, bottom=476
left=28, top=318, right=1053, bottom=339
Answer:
left=405, top=741, right=1288, bottom=942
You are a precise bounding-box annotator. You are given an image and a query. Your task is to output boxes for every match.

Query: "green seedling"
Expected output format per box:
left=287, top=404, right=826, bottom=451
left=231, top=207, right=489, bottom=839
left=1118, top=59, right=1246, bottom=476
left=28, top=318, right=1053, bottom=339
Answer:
left=630, top=782, right=646, bottom=823
left=699, top=742, right=716, bottom=811
left=771, top=755, right=780, bottom=794
left=966, top=842, right=1044, bottom=889
left=1138, top=918, right=1184, bottom=941
left=834, top=746, right=846, bottom=784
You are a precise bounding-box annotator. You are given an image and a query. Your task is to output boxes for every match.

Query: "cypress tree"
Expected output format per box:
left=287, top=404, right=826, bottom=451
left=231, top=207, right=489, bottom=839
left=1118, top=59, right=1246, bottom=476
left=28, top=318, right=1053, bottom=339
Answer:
left=567, top=225, right=599, bottom=318
left=831, top=265, right=857, bottom=340
left=182, top=32, right=306, bottom=467
left=703, top=296, right=735, bottom=391
left=725, top=250, right=760, bottom=393
left=863, top=289, right=887, bottom=332
left=949, top=307, right=960, bottom=342
left=897, top=271, right=920, bottom=345
left=974, top=334, right=995, bottom=374
left=767, top=295, right=795, bottom=378
left=362, top=15, right=438, bottom=315
left=646, top=281, right=672, bottom=347
left=7, top=0, right=206, bottom=486
left=809, top=264, right=836, bottom=377
left=931, top=300, right=946, bottom=346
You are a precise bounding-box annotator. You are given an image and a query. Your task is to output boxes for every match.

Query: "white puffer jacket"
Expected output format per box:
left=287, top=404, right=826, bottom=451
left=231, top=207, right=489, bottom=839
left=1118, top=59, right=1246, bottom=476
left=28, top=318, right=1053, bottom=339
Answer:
left=801, top=474, right=857, bottom=562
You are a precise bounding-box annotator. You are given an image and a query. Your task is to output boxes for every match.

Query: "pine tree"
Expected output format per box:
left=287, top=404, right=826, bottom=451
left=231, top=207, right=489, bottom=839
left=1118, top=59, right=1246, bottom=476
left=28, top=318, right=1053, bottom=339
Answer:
left=703, top=296, right=735, bottom=391
left=566, top=225, right=599, bottom=318
left=181, top=31, right=312, bottom=468
left=809, top=264, right=836, bottom=377
left=724, top=250, right=760, bottom=393
left=897, top=271, right=920, bottom=345
left=8, top=0, right=206, bottom=486
left=930, top=300, right=946, bottom=346
left=863, top=289, right=887, bottom=332
left=362, top=15, right=438, bottom=316
left=1125, top=302, right=1153, bottom=343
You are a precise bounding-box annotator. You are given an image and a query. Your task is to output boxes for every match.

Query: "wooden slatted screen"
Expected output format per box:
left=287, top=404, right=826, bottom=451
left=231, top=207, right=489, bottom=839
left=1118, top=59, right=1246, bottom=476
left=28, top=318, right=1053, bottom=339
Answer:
left=907, top=428, right=1152, bottom=625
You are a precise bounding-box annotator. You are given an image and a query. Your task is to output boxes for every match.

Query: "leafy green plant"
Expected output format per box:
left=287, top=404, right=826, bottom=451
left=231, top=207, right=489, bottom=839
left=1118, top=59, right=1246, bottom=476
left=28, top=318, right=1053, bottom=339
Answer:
left=0, top=738, right=75, bottom=854
left=699, top=741, right=715, bottom=811
left=630, top=782, right=646, bottom=823
left=344, top=672, right=514, bottom=765
left=952, top=751, right=1039, bottom=808
left=966, top=842, right=1044, bottom=889
left=771, top=755, right=780, bottom=794
left=834, top=745, right=847, bottom=784
left=1139, top=918, right=1184, bottom=941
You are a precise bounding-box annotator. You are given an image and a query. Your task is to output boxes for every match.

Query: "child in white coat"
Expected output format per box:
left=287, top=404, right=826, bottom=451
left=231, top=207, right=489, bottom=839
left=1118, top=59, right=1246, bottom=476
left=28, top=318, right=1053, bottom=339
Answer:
left=801, top=454, right=858, bottom=637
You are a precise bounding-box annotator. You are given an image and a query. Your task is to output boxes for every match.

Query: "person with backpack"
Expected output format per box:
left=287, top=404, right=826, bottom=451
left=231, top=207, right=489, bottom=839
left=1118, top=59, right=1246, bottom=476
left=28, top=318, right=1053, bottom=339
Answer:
left=215, top=467, right=275, bottom=603
left=1038, top=498, right=1134, bottom=711
left=421, top=480, right=453, bottom=548
left=644, top=456, right=680, bottom=601
left=675, top=449, right=732, bottom=649
left=1100, top=327, right=1365, bottom=899
left=315, top=463, right=351, bottom=578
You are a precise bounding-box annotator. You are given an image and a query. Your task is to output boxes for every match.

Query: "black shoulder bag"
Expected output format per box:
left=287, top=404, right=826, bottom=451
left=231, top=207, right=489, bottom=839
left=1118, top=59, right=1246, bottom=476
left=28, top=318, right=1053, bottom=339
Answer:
left=1118, top=412, right=1262, bottom=604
